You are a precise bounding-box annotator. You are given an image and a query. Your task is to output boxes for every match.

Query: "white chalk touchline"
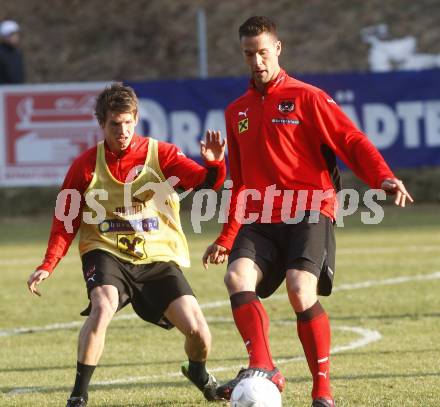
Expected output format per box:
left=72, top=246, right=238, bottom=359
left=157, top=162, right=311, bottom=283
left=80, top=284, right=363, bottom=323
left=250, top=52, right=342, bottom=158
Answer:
left=6, top=325, right=381, bottom=394
left=4, top=271, right=439, bottom=396
left=93, top=325, right=381, bottom=386
left=2, top=271, right=439, bottom=338
left=332, top=271, right=440, bottom=292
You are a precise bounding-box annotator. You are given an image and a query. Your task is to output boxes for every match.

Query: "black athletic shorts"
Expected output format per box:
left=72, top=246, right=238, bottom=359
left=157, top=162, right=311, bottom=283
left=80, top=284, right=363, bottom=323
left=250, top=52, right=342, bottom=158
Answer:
left=228, top=212, right=336, bottom=298
left=80, top=249, right=194, bottom=330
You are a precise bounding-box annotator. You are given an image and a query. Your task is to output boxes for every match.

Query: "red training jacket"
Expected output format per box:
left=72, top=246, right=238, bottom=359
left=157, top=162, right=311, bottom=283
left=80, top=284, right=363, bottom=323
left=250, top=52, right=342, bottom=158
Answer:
left=216, top=69, right=394, bottom=250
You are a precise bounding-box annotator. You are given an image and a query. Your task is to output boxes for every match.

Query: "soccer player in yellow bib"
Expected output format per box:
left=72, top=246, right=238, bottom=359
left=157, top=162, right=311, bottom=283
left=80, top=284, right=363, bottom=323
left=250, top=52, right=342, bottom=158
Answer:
left=27, top=83, right=226, bottom=406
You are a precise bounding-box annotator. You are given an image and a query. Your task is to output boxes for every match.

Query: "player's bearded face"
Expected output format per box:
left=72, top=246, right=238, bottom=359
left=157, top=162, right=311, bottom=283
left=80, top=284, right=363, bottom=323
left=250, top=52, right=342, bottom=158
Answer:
left=102, top=111, right=138, bottom=153
left=241, top=32, right=281, bottom=86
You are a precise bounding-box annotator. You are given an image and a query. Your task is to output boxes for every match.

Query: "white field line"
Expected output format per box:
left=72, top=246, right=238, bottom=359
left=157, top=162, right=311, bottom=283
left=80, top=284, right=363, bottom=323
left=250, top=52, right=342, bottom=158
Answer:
left=5, top=325, right=381, bottom=393
left=2, top=271, right=440, bottom=338
left=1, top=244, right=439, bottom=266
left=4, top=271, right=439, bottom=395
left=91, top=325, right=381, bottom=387
left=7, top=387, right=40, bottom=395
left=332, top=271, right=440, bottom=292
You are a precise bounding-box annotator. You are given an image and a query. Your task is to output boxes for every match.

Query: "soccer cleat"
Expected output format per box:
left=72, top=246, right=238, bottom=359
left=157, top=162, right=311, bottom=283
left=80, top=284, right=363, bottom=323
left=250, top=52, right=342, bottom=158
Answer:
left=312, top=398, right=335, bottom=407
left=181, top=362, right=220, bottom=401
left=215, top=366, right=285, bottom=400
left=66, top=396, right=88, bottom=407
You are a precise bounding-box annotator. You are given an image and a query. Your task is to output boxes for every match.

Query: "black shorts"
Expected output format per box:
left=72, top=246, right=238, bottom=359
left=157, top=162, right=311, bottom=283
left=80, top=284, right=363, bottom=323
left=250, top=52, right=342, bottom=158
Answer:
left=228, top=212, right=336, bottom=298
left=80, top=250, right=194, bottom=329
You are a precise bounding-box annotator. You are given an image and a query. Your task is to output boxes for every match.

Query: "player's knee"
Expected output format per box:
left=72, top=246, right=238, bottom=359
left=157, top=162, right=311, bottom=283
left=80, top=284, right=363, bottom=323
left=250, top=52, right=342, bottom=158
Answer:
left=223, top=271, right=234, bottom=289
left=89, top=298, right=117, bottom=325
left=286, top=277, right=317, bottom=311
left=287, top=278, right=315, bottom=302
left=224, top=269, right=244, bottom=291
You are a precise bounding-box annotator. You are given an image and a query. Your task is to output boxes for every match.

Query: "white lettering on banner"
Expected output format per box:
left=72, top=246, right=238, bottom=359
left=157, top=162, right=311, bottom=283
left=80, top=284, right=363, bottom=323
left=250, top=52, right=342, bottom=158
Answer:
left=426, top=101, right=440, bottom=147
left=136, top=99, right=168, bottom=141
left=170, top=111, right=201, bottom=156
left=341, top=99, right=440, bottom=149
left=396, top=102, right=423, bottom=148
left=137, top=94, right=439, bottom=152
left=137, top=99, right=226, bottom=156
left=2, top=82, right=440, bottom=188
left=363, top=103, right=399, bottom=149
left=203, top=110, right=227, bottom=138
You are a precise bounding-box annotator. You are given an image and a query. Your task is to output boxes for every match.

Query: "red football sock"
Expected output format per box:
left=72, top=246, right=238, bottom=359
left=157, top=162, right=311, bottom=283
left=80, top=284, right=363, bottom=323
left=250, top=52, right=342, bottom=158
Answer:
left=296, top=302, right=332, bottom=399
left=231, top=292, right=275, bottom=370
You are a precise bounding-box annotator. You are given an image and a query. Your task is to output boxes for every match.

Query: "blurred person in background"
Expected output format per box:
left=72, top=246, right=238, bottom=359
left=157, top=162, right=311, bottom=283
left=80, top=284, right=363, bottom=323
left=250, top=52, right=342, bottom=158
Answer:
left=0, top=20, right=25, bottom=84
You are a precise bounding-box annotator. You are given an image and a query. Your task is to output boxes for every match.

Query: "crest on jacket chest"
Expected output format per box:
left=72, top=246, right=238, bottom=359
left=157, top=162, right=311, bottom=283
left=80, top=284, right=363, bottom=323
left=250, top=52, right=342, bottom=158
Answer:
left=278, top=99, right=295, bottom=114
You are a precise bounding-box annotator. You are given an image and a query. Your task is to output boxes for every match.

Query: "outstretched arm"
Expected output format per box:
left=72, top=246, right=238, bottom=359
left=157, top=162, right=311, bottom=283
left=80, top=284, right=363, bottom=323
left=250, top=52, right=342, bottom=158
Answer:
left=27, top=150, right=94, bottom=296
left=310, top=91, right=394, bottom=189
left=381, top=178, right=414, bottom=207
left=310, top=90, right=414, bottom=206
left=27, top=270, right=50, bottom=296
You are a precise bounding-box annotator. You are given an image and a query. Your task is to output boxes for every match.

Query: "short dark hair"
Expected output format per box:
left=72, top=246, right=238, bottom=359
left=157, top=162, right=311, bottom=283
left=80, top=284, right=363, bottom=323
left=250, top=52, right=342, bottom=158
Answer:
left=239, top=16, right=278, bottom=39
left=95, top=82, right=138, bottom=125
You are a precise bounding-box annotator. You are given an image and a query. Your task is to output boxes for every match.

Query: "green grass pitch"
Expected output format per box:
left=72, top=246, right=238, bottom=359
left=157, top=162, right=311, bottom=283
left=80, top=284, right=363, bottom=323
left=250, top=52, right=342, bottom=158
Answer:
left=1, top=204, right=439, bottom=406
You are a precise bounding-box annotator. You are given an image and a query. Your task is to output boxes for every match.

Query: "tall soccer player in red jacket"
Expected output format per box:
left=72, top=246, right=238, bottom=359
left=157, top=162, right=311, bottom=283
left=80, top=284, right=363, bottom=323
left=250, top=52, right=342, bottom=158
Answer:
left=203, top=16, right=413, bottom=407
left=27, top=83, right=226, bottom=406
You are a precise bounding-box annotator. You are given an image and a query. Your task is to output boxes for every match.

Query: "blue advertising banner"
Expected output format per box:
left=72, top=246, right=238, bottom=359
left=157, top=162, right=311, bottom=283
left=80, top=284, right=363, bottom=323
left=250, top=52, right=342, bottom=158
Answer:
left=128, top=68, right=440, bottom=169
left=303, top=69, right=440, bottom=169
left=0, top=70, right=438, bottom=186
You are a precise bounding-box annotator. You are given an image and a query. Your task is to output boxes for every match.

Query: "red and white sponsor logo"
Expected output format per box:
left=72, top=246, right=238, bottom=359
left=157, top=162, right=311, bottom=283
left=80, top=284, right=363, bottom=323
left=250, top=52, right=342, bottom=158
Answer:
left=0, top=83, right=106, bottom=186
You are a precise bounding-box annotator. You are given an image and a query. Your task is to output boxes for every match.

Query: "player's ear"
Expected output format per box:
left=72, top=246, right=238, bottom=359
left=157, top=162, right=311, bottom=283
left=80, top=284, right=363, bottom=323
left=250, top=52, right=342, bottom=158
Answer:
left=275, top=40, right=282, bottom=56
left=133, top=110, right=139, bottom=125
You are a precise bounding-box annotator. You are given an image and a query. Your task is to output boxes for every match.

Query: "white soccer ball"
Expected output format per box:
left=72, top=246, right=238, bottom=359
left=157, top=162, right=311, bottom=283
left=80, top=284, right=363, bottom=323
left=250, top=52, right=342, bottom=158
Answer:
left=230, top=377, right=282, bottom=407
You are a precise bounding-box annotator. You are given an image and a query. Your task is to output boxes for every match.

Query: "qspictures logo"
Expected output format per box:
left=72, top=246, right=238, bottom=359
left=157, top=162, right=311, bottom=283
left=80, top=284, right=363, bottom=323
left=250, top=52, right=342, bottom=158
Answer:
left=54, top=165, right=389, bottom=236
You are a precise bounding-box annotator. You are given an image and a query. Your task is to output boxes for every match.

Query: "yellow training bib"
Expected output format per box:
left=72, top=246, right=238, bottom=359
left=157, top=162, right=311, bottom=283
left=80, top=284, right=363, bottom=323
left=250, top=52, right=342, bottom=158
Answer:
left=78, top=138, right=190, bottom=268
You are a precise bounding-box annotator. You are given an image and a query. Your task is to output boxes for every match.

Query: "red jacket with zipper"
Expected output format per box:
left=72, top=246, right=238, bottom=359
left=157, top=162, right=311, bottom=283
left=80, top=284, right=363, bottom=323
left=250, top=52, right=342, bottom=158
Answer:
left=216, top=69, right=394, bottom=250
